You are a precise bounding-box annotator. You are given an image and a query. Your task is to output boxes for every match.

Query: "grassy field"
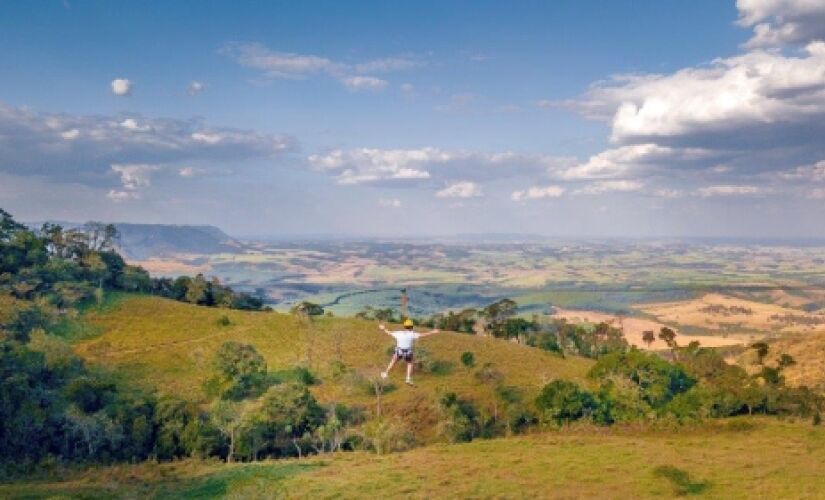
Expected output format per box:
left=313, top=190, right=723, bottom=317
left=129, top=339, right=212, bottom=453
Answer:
left=73, top=295, right=592, bottom=432
left=639, top=293, right=825, bottom=337
left=3, top=417, right=824, bottom=498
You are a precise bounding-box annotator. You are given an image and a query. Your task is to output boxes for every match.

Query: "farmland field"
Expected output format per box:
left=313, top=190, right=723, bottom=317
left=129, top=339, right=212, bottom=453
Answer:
left=132, top=239, right=825, bottom=348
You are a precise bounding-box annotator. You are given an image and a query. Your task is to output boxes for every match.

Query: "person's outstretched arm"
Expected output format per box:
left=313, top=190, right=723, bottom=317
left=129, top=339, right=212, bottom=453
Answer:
left=378, top=324, right=394, bottom=337
left=417, top=328, right=440, bottom=337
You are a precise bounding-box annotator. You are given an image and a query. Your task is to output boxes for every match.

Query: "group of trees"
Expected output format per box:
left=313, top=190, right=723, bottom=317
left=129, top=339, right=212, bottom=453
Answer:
left=535, top=343, right=821, bottom=426
left=0, top=209, right=263, bottom=320
left=420, top=299, right=628, bottom=359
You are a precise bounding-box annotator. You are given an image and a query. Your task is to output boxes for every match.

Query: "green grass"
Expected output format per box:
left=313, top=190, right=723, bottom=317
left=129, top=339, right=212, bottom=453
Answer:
left=4, top=417, right=824, bottom=498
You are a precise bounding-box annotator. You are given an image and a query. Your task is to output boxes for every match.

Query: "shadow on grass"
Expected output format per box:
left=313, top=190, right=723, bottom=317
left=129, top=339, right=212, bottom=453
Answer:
left=155, top=462, right=322, bottom=499
left=653, top=465, right=710, bottom=496
left=3, top=461, right=323, bottom=500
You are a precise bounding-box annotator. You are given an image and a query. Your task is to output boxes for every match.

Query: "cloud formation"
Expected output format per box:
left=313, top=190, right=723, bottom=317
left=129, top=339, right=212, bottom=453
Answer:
left=0, top=102, right=294, bottom=190
left=511, top=185, right=565, bottom=201
left=307, top=147, right=573, bottom=187
left=219, top=42, right=421, bottom=90
left=186, top=81, right=205, bottom=96
left=558, top=0, right=825, bottom=200
left=737, top=0, right=825, bottom=47
left=696, top=185, right=765, bottom=197
left=111, top=78, right=132, bottom=96
left=436, top=181, right=482, bottom=198
left=575, top=180, right=644, bottom=195
left=341, top=76, right=388, bottom=91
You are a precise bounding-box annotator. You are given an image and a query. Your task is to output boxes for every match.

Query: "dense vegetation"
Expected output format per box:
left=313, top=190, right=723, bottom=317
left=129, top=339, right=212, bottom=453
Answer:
left=0, top=209, right=274, bottom=474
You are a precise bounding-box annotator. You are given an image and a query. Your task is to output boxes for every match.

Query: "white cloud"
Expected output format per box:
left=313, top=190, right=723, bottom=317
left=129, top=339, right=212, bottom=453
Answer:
left=557, top=144, right=674, bottom=180
left=178, top=166, right=204, bottom=177
left=0, top=102, right=293, bottom=184
left=111, top=78, right=132, bottom=96
left=779, top=160, right=825, bottom=181
left=436, top=181, right=482, bottom=198
left=511, top=185, right=565, bottom=201
left=696, top=185, right=765, bottom=197
left=308, top=147, right=571, bottom=186
left=106, top=189, right=140, bottom=202
left=572, top=46, right=825, bottom=147
left=737, top=0, right=825, bottom=47
left=219, top=42, right=422, bottom=90
left=341, top=76, right=387, bottom=91
left=378, top=198, right=402, bottom=208
left=187, top=81, right=205, bottom=96
left=60, top=129, right=80, bottom=140
left=111, top=163, right=159, bottom=190
left=575, top=180, right=644, bottom=195
left=120, top=118, right=151, bottom=132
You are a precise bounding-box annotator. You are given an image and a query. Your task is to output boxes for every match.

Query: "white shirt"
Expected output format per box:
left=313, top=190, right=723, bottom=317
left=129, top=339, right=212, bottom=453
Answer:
left=391, top=330, right=420, bottom=350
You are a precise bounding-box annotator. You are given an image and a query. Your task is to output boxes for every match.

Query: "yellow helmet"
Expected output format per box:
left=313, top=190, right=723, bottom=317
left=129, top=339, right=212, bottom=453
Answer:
left=403, top=319, right=414, bottom=328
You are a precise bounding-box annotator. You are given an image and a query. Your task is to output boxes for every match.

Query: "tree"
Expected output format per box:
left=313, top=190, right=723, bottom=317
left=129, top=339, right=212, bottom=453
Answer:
left=0, top=208, right=26, bottom=241
left=83, top=222, right=119, bottom=252
left=777, top=353, right=796, bottom=369
left=589, top=349, right=695, bottom=408
left=290, top=301, right=325, bottom=316
left=208, top=342, right=269, bottom=400
left=751, top=342, right=769, bottom=365
left=536, top=380, right=596, bottom=425
left=642, top=330, right=656, bottom=349
left=210, top=400, right=245, bottom=463
left=658, top=327, right=677, bottom=348
left=257, top=383, right=325, bottom=457
left=185, top=274, right=209, bottom=304
left=482, top=299, right=517, bottom=337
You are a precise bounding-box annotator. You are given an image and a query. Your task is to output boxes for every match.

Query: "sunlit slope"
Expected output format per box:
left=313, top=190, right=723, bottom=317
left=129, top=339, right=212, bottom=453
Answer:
left=4, top=418, right=824, bottom=498
left=75, top=295, right=592, bottom=410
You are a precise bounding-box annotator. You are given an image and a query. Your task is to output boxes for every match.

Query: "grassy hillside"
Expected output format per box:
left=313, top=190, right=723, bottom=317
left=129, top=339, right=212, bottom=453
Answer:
left=746, top=331, right=825, bottom=391
left=73, top=295, right=592, bottom=424
left=4, top=417, right=823, bottom=498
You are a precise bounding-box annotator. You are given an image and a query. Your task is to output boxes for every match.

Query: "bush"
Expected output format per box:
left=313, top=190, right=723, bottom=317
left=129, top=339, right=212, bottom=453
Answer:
left=437, top=392, right=481, bottom=442
left=589, top=349, right=695, bottom=408
left=460, top=351, right=475, bottom=367
left=361, top=418, right=415, bottom=454
left=474, top=362, right=504, bottom=385
left=536, top=380, right=596, bottom=425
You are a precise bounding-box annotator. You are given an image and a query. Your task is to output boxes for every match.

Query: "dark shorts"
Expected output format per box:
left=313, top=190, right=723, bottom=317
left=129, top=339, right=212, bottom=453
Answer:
left=395, top=348, right=414, bottom=362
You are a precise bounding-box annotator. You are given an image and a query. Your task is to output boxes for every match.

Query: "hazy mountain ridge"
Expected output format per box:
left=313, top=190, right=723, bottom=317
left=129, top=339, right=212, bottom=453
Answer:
left=26, top=221, right=243, bottom=259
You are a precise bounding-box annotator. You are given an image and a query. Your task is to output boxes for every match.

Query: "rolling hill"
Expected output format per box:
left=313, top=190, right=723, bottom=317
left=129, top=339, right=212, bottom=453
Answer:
left=73, top=294, right=592, bottom=439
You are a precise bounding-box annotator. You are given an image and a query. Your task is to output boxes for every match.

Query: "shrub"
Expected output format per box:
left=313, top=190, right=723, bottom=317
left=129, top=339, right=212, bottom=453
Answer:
left=536, top=379, right=596, bottom=425
left=437, top=392, right=481, bottom=442
left=589, top=349, right=695, bottom=408
left=361, top=418, right=415, bottom=454
left=474, top=362, right=504, bottom=385
left=460, top=351, right=475, bottom=368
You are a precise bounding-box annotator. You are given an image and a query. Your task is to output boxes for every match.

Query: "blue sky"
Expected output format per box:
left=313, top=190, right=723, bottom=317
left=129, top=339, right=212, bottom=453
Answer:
left=2, top=0, right=825, bottom=237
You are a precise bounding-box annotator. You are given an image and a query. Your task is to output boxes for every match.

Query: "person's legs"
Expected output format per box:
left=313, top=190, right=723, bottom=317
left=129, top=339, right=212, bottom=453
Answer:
left=382, top=353, right=399, bottom=379
left=405, top=358, right=414, bottom=384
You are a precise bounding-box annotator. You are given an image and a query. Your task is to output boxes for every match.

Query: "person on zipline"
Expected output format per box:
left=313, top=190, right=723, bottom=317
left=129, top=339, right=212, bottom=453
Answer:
left=380, top=319, right=439, bottom=385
